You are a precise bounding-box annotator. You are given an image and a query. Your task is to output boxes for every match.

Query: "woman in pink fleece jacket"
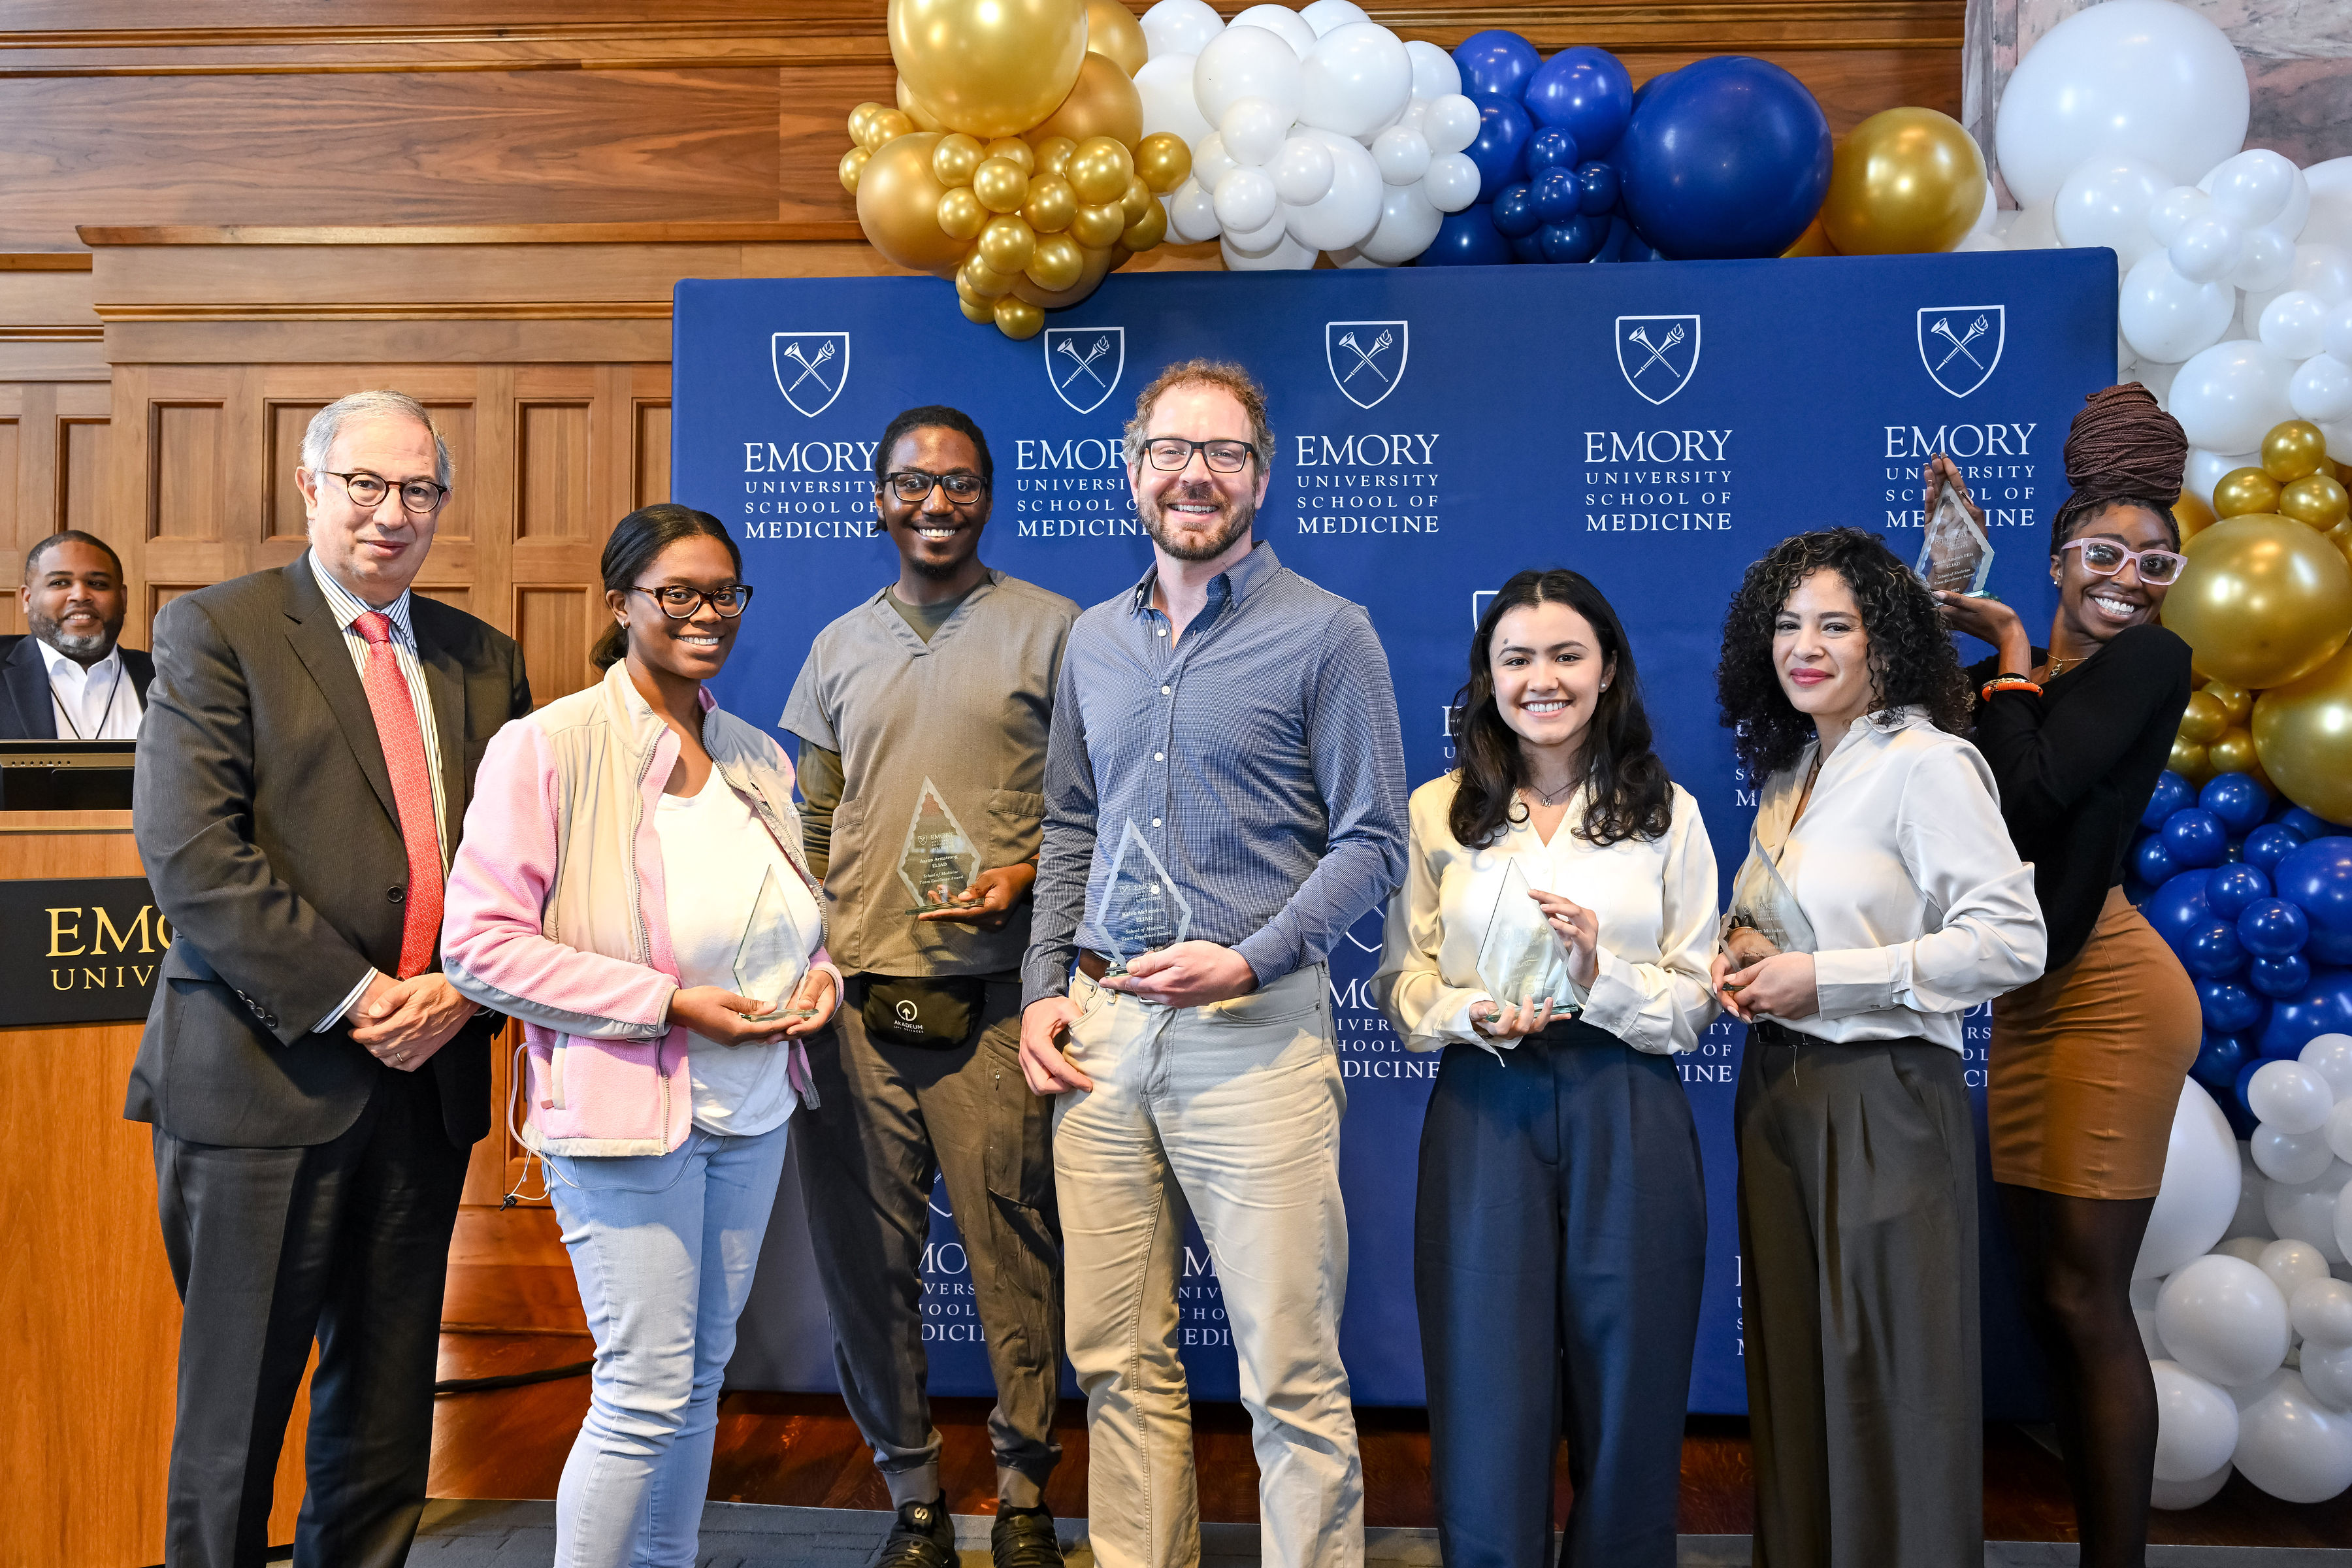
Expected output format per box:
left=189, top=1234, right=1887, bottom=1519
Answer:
left=442, top=503, right=838, bottom=1568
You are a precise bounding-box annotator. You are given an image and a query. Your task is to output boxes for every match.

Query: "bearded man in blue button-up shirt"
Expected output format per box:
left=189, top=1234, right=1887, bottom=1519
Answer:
left=1019, top=359, right=1407, bottom=1568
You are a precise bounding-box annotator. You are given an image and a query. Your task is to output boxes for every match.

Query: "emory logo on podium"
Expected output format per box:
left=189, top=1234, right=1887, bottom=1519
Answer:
left=771, top=332, right=850, bottom=417
left=1045, top=327, right=1124, bottom=414
left=1616, top=315, right=1702, bottom=404
left=1917, top=306, right=2004, bottom=397
left=1326, top=320, right=1408, bottom=408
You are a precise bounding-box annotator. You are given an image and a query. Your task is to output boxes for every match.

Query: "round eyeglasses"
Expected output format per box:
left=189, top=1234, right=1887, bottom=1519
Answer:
left=2061, top=538, right=2186, bottom=586
left=325, top=470, right=448, bottom=515
left=884, top=470, right=985, bottom=503
left=1139, top=437, right=1257, bottom=473
left=632, top=583, right=753, bottom=618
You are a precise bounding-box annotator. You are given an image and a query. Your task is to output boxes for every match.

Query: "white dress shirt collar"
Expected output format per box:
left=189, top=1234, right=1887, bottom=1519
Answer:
left=308, top=551, right=417, bottom=645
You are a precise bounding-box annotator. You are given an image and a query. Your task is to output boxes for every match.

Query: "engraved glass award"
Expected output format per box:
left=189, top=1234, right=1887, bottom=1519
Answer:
left=898, top=777, right=982, bottom=916
left=1474, top=859, right=1584, bottom=1016
left=1099, top=819, right=1193, bottom=975
left=1726, top=823, right=1818, bottom=956
left=733, top=867, right=817, bottom=1019
left=1916, top=482, right=1994, bottom=596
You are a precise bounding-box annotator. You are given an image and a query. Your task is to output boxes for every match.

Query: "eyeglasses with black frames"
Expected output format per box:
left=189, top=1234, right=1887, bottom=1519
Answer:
left=632, top=583, right=754, bottom=618
left=883, top=470, right=986, bottom=502
left=1137, top=437, right=1257, bottom=474
left=323, top=470, right=449, bottom=515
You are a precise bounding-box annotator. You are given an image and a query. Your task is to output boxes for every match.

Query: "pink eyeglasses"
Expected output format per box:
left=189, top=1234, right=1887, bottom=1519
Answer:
left=2061, top=537, right=2187, bottom=586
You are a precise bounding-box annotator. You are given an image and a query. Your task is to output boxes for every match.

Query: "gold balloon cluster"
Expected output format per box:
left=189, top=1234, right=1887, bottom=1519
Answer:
left=1786, top=107, right=1987, bottom=259
left=841, top=0, right=1192, bottom=339
left=2163, top=419, right=2352, bottom=819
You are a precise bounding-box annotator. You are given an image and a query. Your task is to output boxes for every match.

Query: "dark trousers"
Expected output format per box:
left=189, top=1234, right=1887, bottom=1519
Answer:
left=1415, top=1021, right=1708, bottom=1568
left=1735, top=1021, right=1982, bottom=1568
left=153, top=1066, right=470, bottom=1568
left=792, top=975, right=1063, bottom=1492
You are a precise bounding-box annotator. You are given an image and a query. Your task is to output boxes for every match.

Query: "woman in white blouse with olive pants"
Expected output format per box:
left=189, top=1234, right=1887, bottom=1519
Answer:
left=1373, top=570, right=1719, bottom=1568
left=1712, top=529, right=2044, bottom=1568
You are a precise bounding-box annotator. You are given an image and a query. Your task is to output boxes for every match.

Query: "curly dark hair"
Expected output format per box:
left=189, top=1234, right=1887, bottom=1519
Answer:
left=1449, top=568, right=1675, bottom=849
left=1716, top=528, right=1972, bottom=779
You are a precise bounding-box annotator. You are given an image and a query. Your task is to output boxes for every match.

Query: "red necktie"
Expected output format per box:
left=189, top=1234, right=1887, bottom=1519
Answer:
left=352, top=611, right=444, bottom=979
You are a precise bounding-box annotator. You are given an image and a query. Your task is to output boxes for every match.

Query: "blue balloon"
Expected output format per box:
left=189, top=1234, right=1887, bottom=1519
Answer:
left=1419, top=204, right=1514, bottom=267
left=2244, top=822, right=2306, bottom=875
left=2251, top=953, right=2313, bottom=998
left=2232, top=1057, right=2269, bottom=1132
left=2134, top=833, right=2179, bottom=888
left=1526, top=127, right=1579, bottom=176
left=2181, top=919, right=2247, bottom=979
left=2146, top=868, right=2217, bottom=949
left=2199, top=977, right=2266, bottom=1034
left=1453, top=30, right=1542, bottom=103
left=1614, top=56, right=1831, bottom=259
left=1538, top=213, right=1607, bottom=263
left=1490, top=183, right=1541, bottom=238
left=1466, top=99, right=1534, bottom=202
left=2281, top=807, right=2349, bottom=840
left=2141, top=770, right=2195, bottom=830
left=2201, top=772, right=2271, bottom=836
left=1631, top=70, right=1671, bottom=114
left=2257, top=966, right=2352, bottom=1058
left=1620, top=231, right=1663, bottom=263
left=1507, top=230, right=1546, bottom=263
left=2191, top=1031, right=2252, bottom=1093
left=2238, top=896, right=2310, bottom=958
left=1593, top=213, right=1634, bottom=263
left=2162, top=808, right=2229, bottom=870
left=1531, top=165, right=1581, bottom=223
left=1577, top=159, right=1621, bottom=215
left=2208, top=863, right=2272, bottom=922
left=2274, top=836, right=2352, bottom=965
left=1522, top=46, right=1635, bottom=157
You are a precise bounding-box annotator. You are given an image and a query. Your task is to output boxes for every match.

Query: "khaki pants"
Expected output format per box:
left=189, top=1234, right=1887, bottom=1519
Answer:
left=1053, top=963, right=1363, bottom=1568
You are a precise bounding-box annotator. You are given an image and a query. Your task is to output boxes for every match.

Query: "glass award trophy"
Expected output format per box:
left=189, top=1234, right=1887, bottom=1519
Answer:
left=1098, top=819, right=1193, bottom=975
left=1725, top=823, right=1818, bottom=957
left=1474, top=859, right=1584, bottom=1017
left=898, top=777, right=983, bottom=916
left=1915, top=482, right=1994, bottom=596
left=733, top=867, right=817, bottom=1020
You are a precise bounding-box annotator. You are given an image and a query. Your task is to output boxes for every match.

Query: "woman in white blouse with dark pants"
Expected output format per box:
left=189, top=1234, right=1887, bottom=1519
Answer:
left=1712, top=529, right=2045, bottom=1568
left=1372, top=570, right=1718, bottom=1568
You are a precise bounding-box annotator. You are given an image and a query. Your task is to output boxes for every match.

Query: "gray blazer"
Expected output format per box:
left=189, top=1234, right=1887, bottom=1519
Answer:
left=125, top=557, right=531, bottom=1149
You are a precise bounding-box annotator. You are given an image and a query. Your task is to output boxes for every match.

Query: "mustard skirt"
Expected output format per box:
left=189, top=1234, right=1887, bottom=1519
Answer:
left=1989, top=886, right=2202, bottom=1200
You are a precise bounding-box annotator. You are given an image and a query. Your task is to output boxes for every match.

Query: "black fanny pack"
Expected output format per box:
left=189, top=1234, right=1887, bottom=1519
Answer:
left=857, top=973, right=987, bottom=1050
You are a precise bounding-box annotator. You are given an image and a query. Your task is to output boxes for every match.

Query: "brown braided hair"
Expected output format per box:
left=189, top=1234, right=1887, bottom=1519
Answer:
left=2048, top=383, right=2187, bottom=557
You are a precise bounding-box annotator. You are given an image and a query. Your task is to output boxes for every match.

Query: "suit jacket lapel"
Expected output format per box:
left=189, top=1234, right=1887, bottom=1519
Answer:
left=3, top=638, right=56, bottom=739
left=280, top=559, right=401, bottom=829
left=413, top=617, right=466, bottom=862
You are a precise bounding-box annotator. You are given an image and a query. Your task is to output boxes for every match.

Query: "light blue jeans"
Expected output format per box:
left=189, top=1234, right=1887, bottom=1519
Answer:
left=544, top=1122, right=790, bottom=1568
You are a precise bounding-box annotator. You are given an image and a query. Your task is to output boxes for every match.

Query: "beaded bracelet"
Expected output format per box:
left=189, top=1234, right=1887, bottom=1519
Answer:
left=1980, top=674, right=2044, bottom=701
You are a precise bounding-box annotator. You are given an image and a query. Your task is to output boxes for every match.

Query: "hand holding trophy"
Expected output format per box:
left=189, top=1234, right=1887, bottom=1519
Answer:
left=900, top=777, right=985, bottom=917
left=1716, top=825, right=1820, bottom=1023
left=1471, top=862, right=1587, bottom=1040
left=1098, top=818, right=1192, bottom=977
left=732, top=867, right=823, bottom=1028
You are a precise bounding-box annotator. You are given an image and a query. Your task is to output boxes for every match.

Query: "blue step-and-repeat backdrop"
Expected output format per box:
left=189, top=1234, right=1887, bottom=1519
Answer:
left=679, top=252, right=2117, bottom=1416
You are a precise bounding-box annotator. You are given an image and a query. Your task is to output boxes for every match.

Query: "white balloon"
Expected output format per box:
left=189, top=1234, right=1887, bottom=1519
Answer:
left=1191, top=132, right=1241, bottom=191
left=1969, top=177, right=2000, bottom=237
left=2151, top=1460, right=2234, bottom=1510
left=1195, top=25, right=1305, bottom=129
left=2303, top=159, right=2352, bottom=253
left=1957, top=230, right=2010, bottom=254
left=2134, top=1276, right=2164, bottom=1311
left=2262, top=1239, right=2336, bottom=1304
left=2253, top=1060, right=2337, bottom=1135
left=1269, top=133, right=1335, bottom=204
left=1298, top=22, right=1413, bottom=139
left=2306, top=1036, right=2352, bottom=1100
left=2005, top=198, right=2060, bottom=250
left=1298, top=0, right=1370, bottom=37
left=2306, top=1343, right=2352, bottom=1412
left=2138, top=1303, right=2169, bottom=1360
left=1140, top=0, right=1222, bottom=60
left=2185, top=447, right=2261, bottom=512
left=2292, top=355, right=2352, bottom=425
left=2159, top=1254, right=2293, bottom=1386
left=2330, top=1096, right=2352, bottom=1166
left=2138, top=1081, right=2247, bottom=1279
left=2234, top=1371, right=2352, bottom=1503
left=2326, top=303, right=2352, bottom=366
left=2266, top=164, right=2315, bottom=245
left=1422, top=93, right=1480, bottom=157
left=1420, top=151, right=1482, bottom=216
left=2295, top=1277, right=2352, bottom=1347
left=1229, top=4, right=1316, bottom=58
left=1135, top=54, right=1215, bottom=150
left=1371, top=125, right=1431, bottom=186
left=1165, top=177, right=1221, bottom=242
left=2261, top=291, right=2333, bottom=363
left=2259, top=1124, right=2342, bottom=1187
left=1280, top=126, right=1382, bottom=252
left=2234, top=227, right=2297, bottom=293
left=2119, top=251, right=2237, bottom=365
left=1326, top=245, right=1394, bottom=269
left=1403, top=39, right=1461, bottom=101
left=2267, top=1159, right=2352, bottom=1264
left=2170, top=214, right=2246, bottom=284
left=2153, top=1360, right=2243, bottom=1483
left=2206, top=149, right=2300, bottom=229
left=2168, top=339, right=2298, bottom=455
left=2217, top=1235, right=2274, bottom=1266
left=1212, top=167, right=1279, bottom=233
left=2341, top=1178, right=2352, bottom=1264
left=1993, top=0, right=2249, bottom=205
left=1220, top=96, right=1292, bottom=167
left=2136, top=356, right=2183, bottom=404
left=2149, top=186, right=2211, bottom=247
left=2053, top=155, right=2168, bottom=270
left=1218, top=225, right=1316, bottom=270
left=1356, top=180, right=1444, bottom=265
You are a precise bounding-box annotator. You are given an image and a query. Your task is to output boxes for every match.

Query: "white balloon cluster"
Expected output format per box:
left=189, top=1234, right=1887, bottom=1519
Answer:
left=1135, top=0, right=1482, bottom=270
left=1981, top=0, right=2352, bottom=507
left=2135, top=1039, right=2352, bottom=1509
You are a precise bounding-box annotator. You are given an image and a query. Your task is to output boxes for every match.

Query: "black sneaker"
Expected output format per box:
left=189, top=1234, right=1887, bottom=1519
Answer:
left=991, top=1505, right=1064, bottom=1568
left=871, top=1495, right=958, bottom=1568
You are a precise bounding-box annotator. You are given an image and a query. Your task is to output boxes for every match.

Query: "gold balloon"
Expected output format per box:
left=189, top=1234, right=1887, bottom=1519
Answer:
left=2174, top=489, right=2217, bottom=546
left=1067, top=135, right=1135, bottom=205
left=855, top=132, right=973, bottom=274
left=936, top=186, right=988, bottom=240
left=1134, top=131, right=1192, bottom=195
left=994, top=294, right=1045, bottom=341
left=2282, top=473, right=2351, bottom=530
left=2162, top=512, right=2352, bottom=688
left=984, top=139, right=1037, bottom=176
left=2214, top=466, right=2283, bottom=519
left=1083, top=0, right=1147, bottom=77
left=861, top=108, right=917, bottom=152
left=1014, top=239, right=1115, bottom=309
left=2206, top=680, right=2253, bottom=726
left=1033, top=137, right=1078, bottom=180
left=1022, top=174, right=1077, bottom=235
left=889, top=0, right=1088, bottom=140
left=2178, top=690, right=2229, bottom=744
left=896, top=76, right=946, bottom=133
left=1120, top=174, right=1154, bottom=224
left=978, top=212, right=1038, bottom=274
left=1818, top=106, right=1987, bottom=257
left=1022, top=231, right=1086, bottom=292
left=2264, top=420, right=2329, bottom=482
left=1025, top=50, right=1144, bottom=152
left=839, top=145, right=872, bottom=196
left=2168, top=734, right=2213, bottom=785
left=960, top=252, right=1016, bottom=297
left=960, top=293, right=997, bottom=324
left=973, top=156, right=1031, bottom=214
left=1780, top=217, right=1838, bottom=259
left=1122, top=195, right=1168, bottom=252
left=2253, top=641, right=2352, bottom=823
left=847, top=101, right=887, bottom=143
left=2209, top=726, right=2260, bottom=776
left=932, top=133, right=986, bottom=188
left=1070, top=199, right=1128, bottom=249
left=2331, top=518, right=2352, bottom=566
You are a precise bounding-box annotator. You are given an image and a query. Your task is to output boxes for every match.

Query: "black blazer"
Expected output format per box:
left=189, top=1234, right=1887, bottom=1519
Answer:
left=0, top=631, right=154, bottom=739
left=125, top=558, right=532, bottom=1149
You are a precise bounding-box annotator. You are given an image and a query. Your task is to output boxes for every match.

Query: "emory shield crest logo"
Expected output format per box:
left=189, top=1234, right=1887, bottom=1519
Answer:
left=1616, top=315, right=1701, bottom=404
left=1045, top=327, right=1124, bottom=414
left=771, top=332, right=849, bottom=417
left=1917, top=306, right=2004, bottom=397
left=1326, top=320, right=1408, bottom=409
